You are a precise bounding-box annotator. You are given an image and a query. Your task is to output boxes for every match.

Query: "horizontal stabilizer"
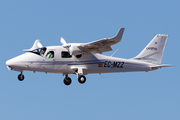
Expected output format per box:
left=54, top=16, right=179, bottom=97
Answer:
left=150, top=64, right=173, bottom=70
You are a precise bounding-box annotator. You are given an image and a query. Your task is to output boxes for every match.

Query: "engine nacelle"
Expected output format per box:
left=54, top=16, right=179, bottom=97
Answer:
left=63, top=43, right=84, bottom=55
left=61, top=38, right=84, bottom=55
left=69, top=44, right=83, bottom=55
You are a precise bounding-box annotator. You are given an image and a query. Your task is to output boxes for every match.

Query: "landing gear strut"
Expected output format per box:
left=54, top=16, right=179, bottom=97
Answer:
left=63, top=75, right=72, bottom=85
left=18, top=72, right=24, bottom=81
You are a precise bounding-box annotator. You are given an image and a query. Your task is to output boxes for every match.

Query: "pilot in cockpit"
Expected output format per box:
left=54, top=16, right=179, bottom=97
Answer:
left=40, top=49, right=45, bottom=56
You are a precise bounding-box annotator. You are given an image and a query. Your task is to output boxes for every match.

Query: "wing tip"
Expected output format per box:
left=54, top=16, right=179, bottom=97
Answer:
left=113, top=28, right=125, bottom=40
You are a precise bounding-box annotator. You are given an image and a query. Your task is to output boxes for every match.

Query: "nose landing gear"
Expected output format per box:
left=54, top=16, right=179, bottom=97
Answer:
left=18, top=72, right=24, bottom=81
left=63, top=75, right=72, bottom=85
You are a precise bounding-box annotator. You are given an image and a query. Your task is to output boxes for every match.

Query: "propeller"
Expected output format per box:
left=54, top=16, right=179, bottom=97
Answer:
left=60, top=37, right=67, bottom=45
left=7, top=66, right=10, bottom=71
left=60, top=37, right=82, bottom=55
left=37, top=40, right=43, bottom=48
left=23, top=40, right=43, bottom=52
left=60, top=37, right=71, bottom=51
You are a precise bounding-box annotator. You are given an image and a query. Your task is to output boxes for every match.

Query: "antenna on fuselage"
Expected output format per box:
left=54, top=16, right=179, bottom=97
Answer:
left=111, top=48, right=119, bottom=57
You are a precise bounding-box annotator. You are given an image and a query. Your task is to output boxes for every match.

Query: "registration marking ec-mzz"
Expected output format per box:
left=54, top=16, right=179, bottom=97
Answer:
left=104, top=61, right=125, bottom=68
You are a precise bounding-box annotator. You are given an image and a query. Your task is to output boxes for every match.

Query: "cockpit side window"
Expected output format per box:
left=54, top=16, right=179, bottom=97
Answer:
left=61, top=51, right=72, bottom=58
left=46, top=51, right=54, bottom=58
left=31, top=47, right=47, bottom=56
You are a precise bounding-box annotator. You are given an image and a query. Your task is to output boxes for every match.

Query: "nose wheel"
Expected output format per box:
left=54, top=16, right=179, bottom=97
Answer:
left=63, top=75, right=72, bottom=85
left=18, top=73, right=24, bottom=81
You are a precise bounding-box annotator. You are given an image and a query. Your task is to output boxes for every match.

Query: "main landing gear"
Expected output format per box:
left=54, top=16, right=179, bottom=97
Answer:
left=63, top=74, right=86, bottom=85
left=78, top=75, right=86, bottom=84
left=18, top=72, right=24, bottom=81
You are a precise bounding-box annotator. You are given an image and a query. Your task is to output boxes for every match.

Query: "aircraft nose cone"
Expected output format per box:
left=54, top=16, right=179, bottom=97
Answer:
left=6, top=54, right=26, bottom=67
left=6, top=59, right=13, bottom=70
left=6, top=53, right=29, bottom=70
left=6, top=57, right=18, bottom=67
left=6, top=59, right=12, bottom=66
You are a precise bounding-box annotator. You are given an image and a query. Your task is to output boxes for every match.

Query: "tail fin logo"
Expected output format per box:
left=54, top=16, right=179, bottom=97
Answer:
left=146, top=47, right=157, bottom=51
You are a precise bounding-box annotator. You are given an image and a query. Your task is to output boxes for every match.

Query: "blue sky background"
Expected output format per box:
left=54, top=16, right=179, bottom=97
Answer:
left=1, top=0, right=179, bottom=120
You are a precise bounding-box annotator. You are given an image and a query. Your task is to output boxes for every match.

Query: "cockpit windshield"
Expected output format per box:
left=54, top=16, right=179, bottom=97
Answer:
left=30, top=47, right=47, bottom=56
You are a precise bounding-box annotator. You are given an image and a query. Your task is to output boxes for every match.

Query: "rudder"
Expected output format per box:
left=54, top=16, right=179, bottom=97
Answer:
left=133, top=34, right=168, bottom=64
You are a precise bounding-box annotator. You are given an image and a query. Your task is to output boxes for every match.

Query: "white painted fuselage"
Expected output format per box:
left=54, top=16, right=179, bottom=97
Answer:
left=6, top=45, right=154, bottom=75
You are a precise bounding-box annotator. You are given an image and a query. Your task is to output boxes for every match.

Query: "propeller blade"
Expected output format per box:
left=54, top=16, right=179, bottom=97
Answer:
left=60, top=37, right=67, bottom=45
left=23, top=40, right=43, bottom=52
left=37, top=40, right=43, bottom=48
left=7, top=66, right=10, bottom=70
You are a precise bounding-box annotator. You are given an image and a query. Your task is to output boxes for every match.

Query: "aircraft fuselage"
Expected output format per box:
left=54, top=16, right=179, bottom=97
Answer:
left=6, top=45, right=153, bottom=75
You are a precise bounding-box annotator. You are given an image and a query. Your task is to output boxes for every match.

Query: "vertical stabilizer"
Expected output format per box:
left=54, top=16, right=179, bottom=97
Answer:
left=133, top=34, right=168, bottom=64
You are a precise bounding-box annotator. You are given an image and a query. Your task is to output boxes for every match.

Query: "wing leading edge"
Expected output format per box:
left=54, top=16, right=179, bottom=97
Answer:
left=78, top=28, right=125, bottom=54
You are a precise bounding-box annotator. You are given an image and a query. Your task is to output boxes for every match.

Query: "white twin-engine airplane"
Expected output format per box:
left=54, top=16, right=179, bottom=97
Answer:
left=6, top=28, right=172, bottom=85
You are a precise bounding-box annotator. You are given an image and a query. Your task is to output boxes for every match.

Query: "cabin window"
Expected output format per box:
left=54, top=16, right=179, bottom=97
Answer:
left=76, top=54, right=82, bottom=58
left=31, top=47, right=47, bottom=56
left=61, top=51, right=72, bottom=58
left=46, top=51, right=54, bottom=58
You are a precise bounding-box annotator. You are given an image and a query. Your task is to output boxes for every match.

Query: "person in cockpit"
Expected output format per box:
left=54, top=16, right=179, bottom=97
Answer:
left=40, top=49, right=45, bottom=56
left=46, top=51, right=54, bottom=58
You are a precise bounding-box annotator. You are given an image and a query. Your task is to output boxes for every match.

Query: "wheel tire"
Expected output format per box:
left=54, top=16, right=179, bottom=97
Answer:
left=18, top=74, right=24, bottom=81
left=64, top=77, right=72, bottom=85
left=78, top=75, right=86, bottom=84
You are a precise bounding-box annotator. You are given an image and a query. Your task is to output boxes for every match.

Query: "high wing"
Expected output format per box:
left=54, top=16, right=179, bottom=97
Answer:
left=77, top=28, right=125, bottom=54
